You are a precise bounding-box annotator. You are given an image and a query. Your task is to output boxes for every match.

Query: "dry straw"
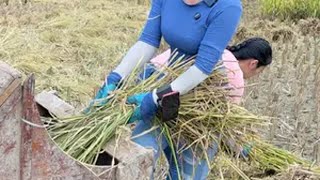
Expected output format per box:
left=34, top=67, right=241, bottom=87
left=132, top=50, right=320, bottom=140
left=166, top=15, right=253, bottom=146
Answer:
left=45, top=54, right=320, bottom=179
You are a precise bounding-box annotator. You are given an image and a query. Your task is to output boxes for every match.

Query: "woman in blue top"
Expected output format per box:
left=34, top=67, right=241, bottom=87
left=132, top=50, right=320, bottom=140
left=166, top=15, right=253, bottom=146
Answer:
left=89, top=0, right=243, bottom=179
left=92, top=0, right=242, bottom=119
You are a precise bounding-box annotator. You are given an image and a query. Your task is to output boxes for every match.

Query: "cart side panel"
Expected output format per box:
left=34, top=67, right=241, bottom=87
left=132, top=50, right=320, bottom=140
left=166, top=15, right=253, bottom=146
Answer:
left=0, top=63, right=23, bottom=180
left=22, top=75, right=115, bottom=180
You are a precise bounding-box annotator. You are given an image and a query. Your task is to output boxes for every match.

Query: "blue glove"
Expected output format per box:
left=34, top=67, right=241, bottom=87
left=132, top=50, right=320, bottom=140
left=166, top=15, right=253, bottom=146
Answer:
left=83, top=72, right=121, bottom=113
left=240, top=144, right=252, bottom=158
left=92, top=83, right=117, bottom=105
left=126, top=92, right=158, bottom=123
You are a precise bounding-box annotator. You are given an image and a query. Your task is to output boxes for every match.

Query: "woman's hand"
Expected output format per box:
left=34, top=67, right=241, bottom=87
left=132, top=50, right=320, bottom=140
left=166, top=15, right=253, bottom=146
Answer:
left=83, top=72, right=121, bottom=114
left=127, top=86, right=180, bottom=123
left=127, top=92, right=158, bottom=123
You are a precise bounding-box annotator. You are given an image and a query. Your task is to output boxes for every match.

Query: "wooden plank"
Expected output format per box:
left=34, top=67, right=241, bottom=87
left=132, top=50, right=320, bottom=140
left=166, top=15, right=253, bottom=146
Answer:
left=0, top=78, right=22, bottom=180
left=0, top=61, right=22, bottom=103
left=35, top=91, right=75, bottom=118
left=0, top=78, right=21, bottom=107
left=104, top=127, right=154, bottom=180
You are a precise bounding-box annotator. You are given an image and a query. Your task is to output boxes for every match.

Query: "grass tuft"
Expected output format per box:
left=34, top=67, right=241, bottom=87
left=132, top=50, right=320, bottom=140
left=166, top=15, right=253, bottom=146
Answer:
left=260, top=0, right=320, bottom=20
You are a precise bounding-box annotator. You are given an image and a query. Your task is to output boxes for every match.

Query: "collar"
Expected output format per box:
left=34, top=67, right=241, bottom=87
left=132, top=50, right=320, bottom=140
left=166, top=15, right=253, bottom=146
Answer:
left=203, top=0, right=218, bottom=7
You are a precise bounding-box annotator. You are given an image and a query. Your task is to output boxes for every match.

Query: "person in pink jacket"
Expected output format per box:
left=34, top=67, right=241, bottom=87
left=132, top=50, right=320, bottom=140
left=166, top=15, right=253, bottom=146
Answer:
left=144, top=37, right=272, bottom=104
left=133, top=37, right=272, bottom=179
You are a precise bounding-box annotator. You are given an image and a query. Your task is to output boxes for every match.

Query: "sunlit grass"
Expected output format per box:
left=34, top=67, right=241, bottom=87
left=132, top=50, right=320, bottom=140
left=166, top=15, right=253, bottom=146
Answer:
left=261, top=0, right=320, bottom=20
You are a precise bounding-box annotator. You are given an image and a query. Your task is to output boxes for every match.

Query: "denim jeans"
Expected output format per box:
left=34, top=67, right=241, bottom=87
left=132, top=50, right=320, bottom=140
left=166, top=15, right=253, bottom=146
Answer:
left=131, top=120, right=218, bottom=180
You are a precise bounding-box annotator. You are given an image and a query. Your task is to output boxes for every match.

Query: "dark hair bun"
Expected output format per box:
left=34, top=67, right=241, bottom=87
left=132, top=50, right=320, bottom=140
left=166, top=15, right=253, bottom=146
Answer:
left=227, top=37, right=272, bottom=67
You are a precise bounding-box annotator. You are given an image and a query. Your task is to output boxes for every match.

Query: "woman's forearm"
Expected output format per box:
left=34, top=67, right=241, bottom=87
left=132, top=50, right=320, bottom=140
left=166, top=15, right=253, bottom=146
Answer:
left=170, top=65, right=208, bottom=95
left=113, top=41, right=157, bottom=79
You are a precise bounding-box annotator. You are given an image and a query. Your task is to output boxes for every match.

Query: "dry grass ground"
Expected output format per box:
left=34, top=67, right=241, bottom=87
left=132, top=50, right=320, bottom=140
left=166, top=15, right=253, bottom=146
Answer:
left=239, top=0, right=320, bottom=164
left=0, top=0, right=148, bottom=108
left=0, top=0, right=319, bottom=179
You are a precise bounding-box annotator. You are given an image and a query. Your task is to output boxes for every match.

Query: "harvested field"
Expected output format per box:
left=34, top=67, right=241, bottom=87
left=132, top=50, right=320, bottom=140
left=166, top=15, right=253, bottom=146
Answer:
left=0, top=0, right=319, bottom=179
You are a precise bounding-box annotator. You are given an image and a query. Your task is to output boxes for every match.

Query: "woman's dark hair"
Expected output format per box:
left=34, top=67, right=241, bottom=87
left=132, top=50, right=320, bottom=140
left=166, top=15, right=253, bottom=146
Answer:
left=227, top=37, right=272, bottom=67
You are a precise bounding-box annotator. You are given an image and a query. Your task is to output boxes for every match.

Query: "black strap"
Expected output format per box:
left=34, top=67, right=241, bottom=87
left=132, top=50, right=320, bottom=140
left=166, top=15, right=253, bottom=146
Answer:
left=203, top=0, right=218, bottom=7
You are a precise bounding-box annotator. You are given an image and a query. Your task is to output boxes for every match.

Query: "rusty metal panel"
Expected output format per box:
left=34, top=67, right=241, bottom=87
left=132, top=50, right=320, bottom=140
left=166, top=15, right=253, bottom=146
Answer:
left=21, top=75, right=115, bottom=180
left=0, top=63, right=115, bottom=180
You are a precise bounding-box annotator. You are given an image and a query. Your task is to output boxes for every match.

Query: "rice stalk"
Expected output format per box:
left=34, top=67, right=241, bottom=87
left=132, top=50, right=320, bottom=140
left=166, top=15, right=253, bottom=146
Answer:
left=45, top=53, right=320, bottom=179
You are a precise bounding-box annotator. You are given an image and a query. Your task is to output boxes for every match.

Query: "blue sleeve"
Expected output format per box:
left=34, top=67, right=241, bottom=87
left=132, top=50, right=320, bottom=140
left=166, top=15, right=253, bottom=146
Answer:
left=195, top=6, right=242, bottom=75
left=139, top=0, right=162, bottom=48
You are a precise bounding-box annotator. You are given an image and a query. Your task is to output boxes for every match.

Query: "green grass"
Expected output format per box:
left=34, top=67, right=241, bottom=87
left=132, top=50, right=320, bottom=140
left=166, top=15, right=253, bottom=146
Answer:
left=260, top=0, right=320, bottom=20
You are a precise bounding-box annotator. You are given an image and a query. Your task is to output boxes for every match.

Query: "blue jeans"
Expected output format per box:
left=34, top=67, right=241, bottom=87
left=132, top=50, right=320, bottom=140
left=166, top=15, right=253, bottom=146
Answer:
left=131, top=120, right=218, bottom=180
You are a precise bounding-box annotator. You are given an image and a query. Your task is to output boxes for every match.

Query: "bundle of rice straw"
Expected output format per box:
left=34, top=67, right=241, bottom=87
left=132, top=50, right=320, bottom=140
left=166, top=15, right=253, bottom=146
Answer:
left=44, top=55, right=320, bottom=178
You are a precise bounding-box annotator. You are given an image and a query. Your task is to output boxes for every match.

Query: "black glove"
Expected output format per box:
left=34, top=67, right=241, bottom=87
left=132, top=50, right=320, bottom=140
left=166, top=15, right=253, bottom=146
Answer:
left=156, top=85, right=180, bottom=122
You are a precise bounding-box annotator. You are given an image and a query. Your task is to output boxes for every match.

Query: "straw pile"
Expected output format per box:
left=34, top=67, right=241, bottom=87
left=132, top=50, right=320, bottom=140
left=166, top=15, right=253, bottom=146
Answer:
left=45, top=56, right=320, bottom=178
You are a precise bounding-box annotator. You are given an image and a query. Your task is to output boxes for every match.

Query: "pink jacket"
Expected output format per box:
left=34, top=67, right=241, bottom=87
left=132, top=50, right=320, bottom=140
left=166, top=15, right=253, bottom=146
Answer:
left=150, top=49, right=244, bottom=104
